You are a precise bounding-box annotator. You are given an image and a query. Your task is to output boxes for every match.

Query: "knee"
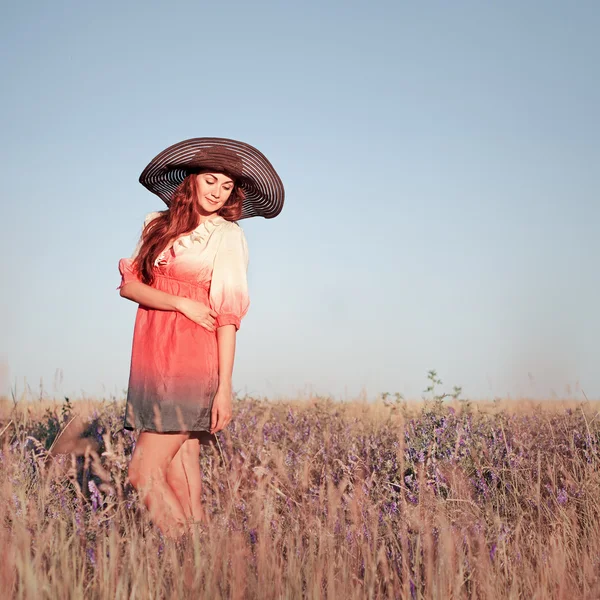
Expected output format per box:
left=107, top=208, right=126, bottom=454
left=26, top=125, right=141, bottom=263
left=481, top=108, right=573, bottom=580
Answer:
left=128, top=459, right=165, bottom=490
left=166, top=461, right=187, bottom=489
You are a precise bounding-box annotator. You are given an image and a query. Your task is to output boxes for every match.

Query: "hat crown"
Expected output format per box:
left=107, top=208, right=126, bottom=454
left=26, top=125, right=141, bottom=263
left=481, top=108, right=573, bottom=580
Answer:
left=186, top=146, right=244, bottom=178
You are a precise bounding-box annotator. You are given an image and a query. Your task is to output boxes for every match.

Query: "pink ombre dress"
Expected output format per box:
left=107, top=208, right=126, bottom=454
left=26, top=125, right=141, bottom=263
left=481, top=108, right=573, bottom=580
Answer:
left=118, top=212, right=249, bottom=433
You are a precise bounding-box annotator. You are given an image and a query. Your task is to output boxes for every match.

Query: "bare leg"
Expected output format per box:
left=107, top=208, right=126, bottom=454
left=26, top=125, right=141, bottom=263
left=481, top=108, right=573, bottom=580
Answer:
left=166, top=435, right=206, bottom=523
left=128, top=431, right=190, bottom=536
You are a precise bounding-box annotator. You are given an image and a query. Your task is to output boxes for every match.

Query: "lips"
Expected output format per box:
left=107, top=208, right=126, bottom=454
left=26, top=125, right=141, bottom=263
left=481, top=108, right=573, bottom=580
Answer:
left=205, top=197, right=220, bottom=205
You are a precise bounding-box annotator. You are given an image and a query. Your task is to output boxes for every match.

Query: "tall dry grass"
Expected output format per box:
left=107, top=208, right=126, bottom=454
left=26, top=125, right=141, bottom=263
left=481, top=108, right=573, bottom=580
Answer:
left=2, top=392, right=600, bottom=599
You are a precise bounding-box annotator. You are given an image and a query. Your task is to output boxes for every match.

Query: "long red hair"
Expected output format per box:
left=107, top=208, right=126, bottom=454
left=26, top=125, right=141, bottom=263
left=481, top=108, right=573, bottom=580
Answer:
left=134, top=172, right=244, bottom=285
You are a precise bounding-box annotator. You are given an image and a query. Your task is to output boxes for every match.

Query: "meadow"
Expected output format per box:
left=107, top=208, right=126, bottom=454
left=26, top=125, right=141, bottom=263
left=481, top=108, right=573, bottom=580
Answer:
left=2, top=376, right=600, bottom=599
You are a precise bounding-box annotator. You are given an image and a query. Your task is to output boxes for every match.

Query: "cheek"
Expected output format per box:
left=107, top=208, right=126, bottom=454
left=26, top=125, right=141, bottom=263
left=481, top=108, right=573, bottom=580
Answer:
left=196, top=179, right=207, bottom=196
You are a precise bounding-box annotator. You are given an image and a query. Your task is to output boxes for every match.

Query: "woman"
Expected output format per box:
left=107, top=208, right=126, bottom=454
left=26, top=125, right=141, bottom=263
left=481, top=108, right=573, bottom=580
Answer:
left=118, top=138, right=284, bottom=536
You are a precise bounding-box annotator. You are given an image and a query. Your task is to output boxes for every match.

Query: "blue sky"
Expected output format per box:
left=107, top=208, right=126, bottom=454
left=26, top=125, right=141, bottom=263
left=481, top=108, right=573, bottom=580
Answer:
left=1, top=0, right=598, bottom=401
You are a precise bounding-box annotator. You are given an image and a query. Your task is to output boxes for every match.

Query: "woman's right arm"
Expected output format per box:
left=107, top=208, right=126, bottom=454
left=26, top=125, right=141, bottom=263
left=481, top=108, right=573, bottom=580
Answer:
left=119, top=280, right=183, bottom=311
left=120, top=281, right=217, bottom=332
left=118, top=212, right=217, bottom=331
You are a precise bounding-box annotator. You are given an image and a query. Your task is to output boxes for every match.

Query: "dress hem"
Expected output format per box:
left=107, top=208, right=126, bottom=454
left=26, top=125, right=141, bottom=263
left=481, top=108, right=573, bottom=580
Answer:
left=123, top=422, right=217, bottom=445
left=123, top=424, right=213, bottom=433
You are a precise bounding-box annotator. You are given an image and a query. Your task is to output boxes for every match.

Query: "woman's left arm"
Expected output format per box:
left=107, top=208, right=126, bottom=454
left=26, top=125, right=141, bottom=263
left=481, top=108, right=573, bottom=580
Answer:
left=209, top=224, right=250, bottom=434
left=210, top=325, right=236, bottom=433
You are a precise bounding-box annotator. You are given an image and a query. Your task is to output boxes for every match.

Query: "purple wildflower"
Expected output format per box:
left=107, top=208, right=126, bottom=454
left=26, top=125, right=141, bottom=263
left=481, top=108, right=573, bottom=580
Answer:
left=12, top=493, right=22, bottom=516
left=249, top=529, right=258, bottom=545
left=88, top=481, right=102, bottom=512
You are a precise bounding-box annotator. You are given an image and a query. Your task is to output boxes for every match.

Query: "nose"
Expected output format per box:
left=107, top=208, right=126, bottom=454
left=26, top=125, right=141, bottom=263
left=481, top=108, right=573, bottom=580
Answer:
left=210, top=184, right=220, bottom=199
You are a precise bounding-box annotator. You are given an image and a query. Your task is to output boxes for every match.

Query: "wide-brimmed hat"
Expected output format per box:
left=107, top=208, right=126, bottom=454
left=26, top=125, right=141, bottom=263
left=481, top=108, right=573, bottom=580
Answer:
left=139, top=137, right=285, bottom=219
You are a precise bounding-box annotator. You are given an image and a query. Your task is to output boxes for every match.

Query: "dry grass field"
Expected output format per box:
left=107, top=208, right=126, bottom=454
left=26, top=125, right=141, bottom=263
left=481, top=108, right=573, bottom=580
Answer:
left=2, top=386, right=600, bottom=599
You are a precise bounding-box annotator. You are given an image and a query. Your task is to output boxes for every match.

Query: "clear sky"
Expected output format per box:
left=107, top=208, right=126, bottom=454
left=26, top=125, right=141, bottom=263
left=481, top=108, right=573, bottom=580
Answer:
left=1, top=0, right=598, bottom=402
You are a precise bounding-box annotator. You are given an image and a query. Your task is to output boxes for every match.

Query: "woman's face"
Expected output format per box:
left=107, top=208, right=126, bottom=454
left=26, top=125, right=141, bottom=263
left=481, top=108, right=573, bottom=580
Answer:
left=195, top=172, right=234, bottom=216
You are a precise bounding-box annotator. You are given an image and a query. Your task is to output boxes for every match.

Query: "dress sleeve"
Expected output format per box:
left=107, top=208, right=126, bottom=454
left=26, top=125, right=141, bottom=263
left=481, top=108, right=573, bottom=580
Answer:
left=117, top=212, right=160, bottom=290
left=209, top=224, right=250, bottom=330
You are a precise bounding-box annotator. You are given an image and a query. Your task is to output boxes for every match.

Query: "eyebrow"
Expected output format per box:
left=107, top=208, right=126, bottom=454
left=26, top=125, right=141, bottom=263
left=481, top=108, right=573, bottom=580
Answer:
left=204, top=173, right=234, bottom=185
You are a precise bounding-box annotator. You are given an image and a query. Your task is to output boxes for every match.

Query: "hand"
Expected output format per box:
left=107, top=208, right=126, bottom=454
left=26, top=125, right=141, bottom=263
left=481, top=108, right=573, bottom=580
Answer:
left=210, top=385, right=233, bottom=434
left=177, top=297, right=218, bottom=332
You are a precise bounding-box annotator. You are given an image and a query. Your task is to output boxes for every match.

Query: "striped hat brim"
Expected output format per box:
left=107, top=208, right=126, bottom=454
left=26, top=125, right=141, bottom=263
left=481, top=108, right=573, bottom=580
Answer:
left=139, top=137, right=285, bottom=219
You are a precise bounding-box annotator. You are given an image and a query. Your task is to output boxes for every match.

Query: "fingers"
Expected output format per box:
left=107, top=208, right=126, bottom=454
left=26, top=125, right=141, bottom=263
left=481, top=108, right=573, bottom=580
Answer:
left=210, top=408, right=231, bottom=434
left=210, top=407, right=217, bottom=432
left=182, top=302, right=218, bottom=331
left=219, top=413, right=230, bottom=431
left=200, top=321, right=216, bottom=332
left=212, top=413, right=225, bottom=434
left=200, top=310, right=216, bottom=331
left=196, top=315, right=216, bottom=332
